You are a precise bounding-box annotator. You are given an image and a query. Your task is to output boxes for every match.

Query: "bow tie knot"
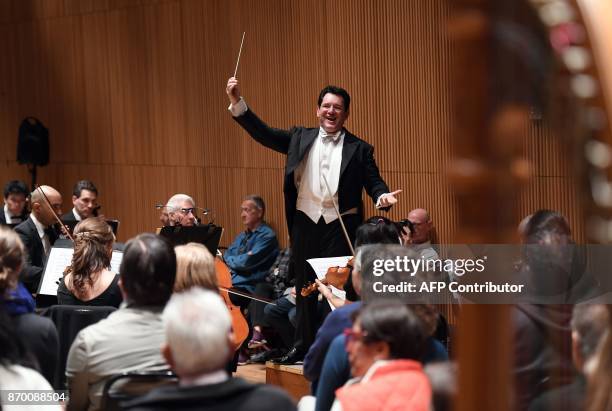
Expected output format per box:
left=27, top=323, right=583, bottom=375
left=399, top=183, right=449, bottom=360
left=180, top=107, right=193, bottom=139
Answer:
left=320, top=129, right=341, bottom=143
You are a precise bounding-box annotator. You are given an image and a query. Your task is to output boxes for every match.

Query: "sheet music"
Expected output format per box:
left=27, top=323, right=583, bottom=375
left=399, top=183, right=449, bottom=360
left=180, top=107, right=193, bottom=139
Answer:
left=306, top=256, right=350, bottom=310
left=38, top=247, right=124, bottom=296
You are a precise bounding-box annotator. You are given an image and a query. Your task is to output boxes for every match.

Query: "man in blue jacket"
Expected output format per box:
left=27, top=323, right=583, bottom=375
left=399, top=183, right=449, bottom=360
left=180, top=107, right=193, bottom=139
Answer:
left=224, top=195, right=279, bottom=304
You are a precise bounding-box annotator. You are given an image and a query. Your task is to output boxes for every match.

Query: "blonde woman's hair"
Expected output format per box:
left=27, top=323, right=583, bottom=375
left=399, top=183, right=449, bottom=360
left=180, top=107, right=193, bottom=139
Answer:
left=174, top=243, right=218, bottom=293
left=0, top=227, right=24, bottom=294
left=66, top=217, right=115, bottom=293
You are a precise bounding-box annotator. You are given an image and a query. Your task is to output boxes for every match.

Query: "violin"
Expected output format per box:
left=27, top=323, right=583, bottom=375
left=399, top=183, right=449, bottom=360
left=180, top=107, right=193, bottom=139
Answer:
left=214, top=257, right=249, bottom=351
left=301, top=257, right=354, bottom=297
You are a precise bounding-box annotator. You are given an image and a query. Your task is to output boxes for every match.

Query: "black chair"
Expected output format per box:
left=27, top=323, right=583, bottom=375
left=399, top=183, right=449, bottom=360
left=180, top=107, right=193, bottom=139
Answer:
left=101, top=370, right=178, bottom=411
left=42, top=304, right=117, bottom=389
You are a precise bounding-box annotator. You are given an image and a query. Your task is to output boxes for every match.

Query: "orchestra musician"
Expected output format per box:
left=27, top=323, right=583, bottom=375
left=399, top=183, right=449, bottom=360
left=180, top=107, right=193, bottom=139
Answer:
left=226, top=77, right=400, bottom=364
left=14, top=185, right=63, bottom=293
left=166, top=194, right=197, bottom=227
left=1, top=180, right=29, bottom=226
left=61, top=180, right=99, bottom=223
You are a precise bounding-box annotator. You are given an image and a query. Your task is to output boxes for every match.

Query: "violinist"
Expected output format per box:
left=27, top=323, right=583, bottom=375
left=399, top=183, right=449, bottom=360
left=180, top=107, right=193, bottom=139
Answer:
left=14, top=185, right=63, bottom=293
left=61, top=180, right=99, bottom=223
left=1, top=180, right=29, bottom=226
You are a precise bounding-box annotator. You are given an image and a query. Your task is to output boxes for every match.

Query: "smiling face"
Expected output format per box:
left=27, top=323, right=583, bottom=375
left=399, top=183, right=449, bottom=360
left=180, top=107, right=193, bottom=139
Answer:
left=317, top=93, right=349, bottom=134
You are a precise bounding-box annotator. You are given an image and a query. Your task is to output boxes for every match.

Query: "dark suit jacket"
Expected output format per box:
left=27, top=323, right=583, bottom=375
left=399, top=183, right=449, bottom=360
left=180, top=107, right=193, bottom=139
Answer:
left=14, top=217, right=58, bottom=292
left=234, top=109, right=390, bottom=232
left=61, top=210, right=78, bottom=223
left=123, top=377, right=296, bottom=411
left=0, top=209, right=29, bottom=225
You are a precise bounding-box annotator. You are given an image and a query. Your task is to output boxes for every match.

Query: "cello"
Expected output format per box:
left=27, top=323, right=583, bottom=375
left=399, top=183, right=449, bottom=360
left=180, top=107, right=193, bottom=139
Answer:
left=214, top=257, right=250, bottom=352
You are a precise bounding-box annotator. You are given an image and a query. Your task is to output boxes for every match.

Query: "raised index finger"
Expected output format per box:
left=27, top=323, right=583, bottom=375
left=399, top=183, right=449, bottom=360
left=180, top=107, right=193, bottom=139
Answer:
left=390, top=189, right=402, bottom=196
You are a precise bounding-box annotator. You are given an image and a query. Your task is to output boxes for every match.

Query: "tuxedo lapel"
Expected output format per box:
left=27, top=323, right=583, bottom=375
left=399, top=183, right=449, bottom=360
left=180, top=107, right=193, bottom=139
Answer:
left=298, top=129, right=318, bottom=164
left=340, top=132, right=358, bottom=178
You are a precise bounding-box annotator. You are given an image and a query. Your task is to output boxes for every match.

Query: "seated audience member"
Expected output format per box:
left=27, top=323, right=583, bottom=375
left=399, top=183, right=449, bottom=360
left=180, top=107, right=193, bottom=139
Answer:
left=332, top=303, right=431, bottom=411
left=0, top=313, right=62, bottom=410
left=513, top=209, right=577, bottom=411
left=65, top=233, right=176, bottom=411
left=57, top=217, right=122, bottom=307
left=15, top=185, right=63, bottom=293
left=123, top=288, right=296, bottom=411
left=529, top=304, right=609, bottom=411
left=0, top=226, right=59, bottom=385
left=62, top=180, right=99, bottom=223
left=224, top=195, right=279, bottom=299
left=166, top=194, right=197, bottom=227
left=174, top=242, right=218, bottom=293
left=401, top=208, right=438, bottom=261
left=1, top=180, right=29, bottom=225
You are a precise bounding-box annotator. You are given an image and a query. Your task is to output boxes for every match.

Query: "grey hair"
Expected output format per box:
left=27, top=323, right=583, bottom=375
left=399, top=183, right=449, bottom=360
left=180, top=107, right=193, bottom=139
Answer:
left=244, top=195, right=265, bottom=217
left=166, top=194, right=195, bottom=212
left=162, top=287, right=232, bottom=375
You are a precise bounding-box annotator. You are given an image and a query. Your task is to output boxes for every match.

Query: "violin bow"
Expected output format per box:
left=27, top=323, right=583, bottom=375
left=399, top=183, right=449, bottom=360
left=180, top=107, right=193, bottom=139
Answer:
left=35, top=185, right=75, bottom=242
left=322, top=175, right=355, bottom=256
left=220, top=286, right=277, bottom=306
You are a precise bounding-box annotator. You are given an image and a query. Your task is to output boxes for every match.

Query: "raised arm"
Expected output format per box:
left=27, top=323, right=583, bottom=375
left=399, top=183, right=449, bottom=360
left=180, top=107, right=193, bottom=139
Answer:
left=226, top=77, right=291, bottom=154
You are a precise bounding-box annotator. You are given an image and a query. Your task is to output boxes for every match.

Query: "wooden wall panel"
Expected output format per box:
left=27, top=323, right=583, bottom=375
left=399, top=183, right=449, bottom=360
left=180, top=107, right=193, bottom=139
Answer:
left=0, top=0, right=586, bottom=246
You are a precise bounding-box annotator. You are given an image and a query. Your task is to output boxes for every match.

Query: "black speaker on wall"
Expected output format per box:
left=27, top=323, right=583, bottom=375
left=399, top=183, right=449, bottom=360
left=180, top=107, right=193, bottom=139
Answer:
left=17, top=117, right=49, bottom=189
left=17, top=117, right=49, bottom=166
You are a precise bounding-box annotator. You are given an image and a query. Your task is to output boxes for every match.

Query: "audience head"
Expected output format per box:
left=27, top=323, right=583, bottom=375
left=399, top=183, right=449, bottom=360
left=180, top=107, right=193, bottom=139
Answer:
left=0, top=227, right=24, bottom=296
left=174, top=243, right=218, bottom=293
left=72, top=180, right=99, bottom=219
left=166, top=194, right=196, bottom=227
left=571, top=304, right=609, bottom=372
left=347, top=302, right=425, bottom=377
left=317, top=85, right=350, bottom=134
left=355, top=216, right=400, bottom=248
left=524, top=209, right=571, bottom=244
left=68, top=217, right=115, bottom=293
left=3, top=180, right=28, bottom=217
left=162, top=288, right=232, bottom=377
left=29, top=185, right=62, bottom=226
left=404, top=208, right=433, bottom=245
left=159, top=209, right=170, bottom=227
left=119, top=233, right=176, bottom=306
left=241, top=195, right=265, bottom=231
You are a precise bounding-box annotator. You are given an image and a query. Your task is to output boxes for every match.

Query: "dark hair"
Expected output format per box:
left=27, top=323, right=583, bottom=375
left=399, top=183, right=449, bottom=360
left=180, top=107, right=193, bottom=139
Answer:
left=525, top=209, right=571, bottom=243
left=355, top=302, right=425, bottom=360
left=3, top=180, right=28, bottom=199
left=355, top=216, right=400, bottom=247
left=119, top=233, right=176, bottom=306
left=317, top=85, right=351, bottom=112
left=244, top=195, right=265, bottom=218
left=72, top=180, right=98, bottom=198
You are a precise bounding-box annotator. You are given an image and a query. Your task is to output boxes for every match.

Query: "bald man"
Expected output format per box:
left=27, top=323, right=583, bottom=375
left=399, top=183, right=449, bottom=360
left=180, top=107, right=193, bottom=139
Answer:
left=401, top=208, right=439, bottom=261
left=14, top=185, right=63, bottom=293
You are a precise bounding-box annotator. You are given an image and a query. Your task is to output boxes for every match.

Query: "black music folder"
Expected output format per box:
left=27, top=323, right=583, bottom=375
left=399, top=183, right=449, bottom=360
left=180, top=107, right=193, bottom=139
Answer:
left=159, top=224, right=222, bottom=255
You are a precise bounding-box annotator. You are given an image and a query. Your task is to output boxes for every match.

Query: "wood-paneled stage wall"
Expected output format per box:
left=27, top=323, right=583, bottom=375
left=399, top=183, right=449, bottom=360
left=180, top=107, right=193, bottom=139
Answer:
left=0, top=0, right=584, bottom=245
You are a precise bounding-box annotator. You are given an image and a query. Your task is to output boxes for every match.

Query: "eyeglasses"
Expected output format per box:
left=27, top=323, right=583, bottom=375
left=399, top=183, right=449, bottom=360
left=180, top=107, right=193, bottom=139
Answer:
left=179, top=208, right=195, bottom=215
left=343, top=328, right=370, bottom=349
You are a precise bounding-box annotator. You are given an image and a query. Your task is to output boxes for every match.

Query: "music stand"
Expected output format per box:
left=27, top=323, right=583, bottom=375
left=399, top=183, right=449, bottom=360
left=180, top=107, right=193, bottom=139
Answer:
left=159, top=225, right=223, bottom=255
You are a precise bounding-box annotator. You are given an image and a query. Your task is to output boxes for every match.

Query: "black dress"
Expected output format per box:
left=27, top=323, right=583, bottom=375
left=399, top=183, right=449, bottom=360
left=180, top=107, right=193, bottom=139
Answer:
left=57, top=274, right=123, bottom=308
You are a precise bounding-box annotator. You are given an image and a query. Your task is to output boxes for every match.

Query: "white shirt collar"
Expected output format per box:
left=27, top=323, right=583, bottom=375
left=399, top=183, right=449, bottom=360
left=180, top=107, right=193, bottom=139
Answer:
left=29, top=213, right=47, bottom=240
left=3, top=204, right=12, bottom=223
left=179, top=369, right=229, bottom=387
left=72, top=208, right=82, bottom=221
left=319, top=127, right=343, bottom=142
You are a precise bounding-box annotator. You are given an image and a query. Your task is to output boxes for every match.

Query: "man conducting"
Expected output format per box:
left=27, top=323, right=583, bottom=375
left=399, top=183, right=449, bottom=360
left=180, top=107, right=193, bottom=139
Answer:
left=226, top=77, right=399, bottom=364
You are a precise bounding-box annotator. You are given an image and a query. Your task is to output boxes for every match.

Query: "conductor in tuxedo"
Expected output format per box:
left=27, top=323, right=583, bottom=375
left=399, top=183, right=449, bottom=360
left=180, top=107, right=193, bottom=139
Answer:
left=226, top=77, right=400, bottom=363
left=14, top=185, right=63, bottom=293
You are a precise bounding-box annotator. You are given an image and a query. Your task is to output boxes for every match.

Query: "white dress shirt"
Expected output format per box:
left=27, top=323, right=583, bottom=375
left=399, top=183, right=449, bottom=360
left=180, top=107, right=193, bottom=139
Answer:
left=72, top=207, right=82, bottom=221
left=30, top=213, right=51, bottom=255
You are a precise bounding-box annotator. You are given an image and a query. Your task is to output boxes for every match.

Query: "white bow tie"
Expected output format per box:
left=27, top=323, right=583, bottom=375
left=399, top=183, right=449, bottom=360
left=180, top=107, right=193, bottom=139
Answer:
left=320, top=129, right=341, bottom=143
